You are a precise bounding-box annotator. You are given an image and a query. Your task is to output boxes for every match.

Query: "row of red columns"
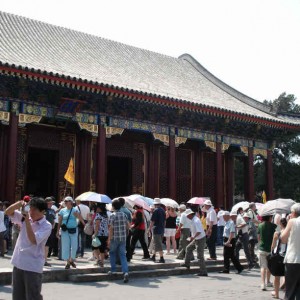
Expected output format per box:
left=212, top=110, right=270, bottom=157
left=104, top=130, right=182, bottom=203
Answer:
left=2, top=119, right=275, bottom=204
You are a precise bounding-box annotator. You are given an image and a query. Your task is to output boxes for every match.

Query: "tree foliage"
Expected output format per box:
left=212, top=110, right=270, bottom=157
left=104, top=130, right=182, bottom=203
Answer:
left=263, top=92, right=300, bottom=113
left=264, top=93, right=300, bottom=201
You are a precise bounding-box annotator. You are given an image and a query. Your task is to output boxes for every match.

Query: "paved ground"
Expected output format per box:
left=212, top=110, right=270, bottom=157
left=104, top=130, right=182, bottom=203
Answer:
left=0, top=269, right=285, bottom=300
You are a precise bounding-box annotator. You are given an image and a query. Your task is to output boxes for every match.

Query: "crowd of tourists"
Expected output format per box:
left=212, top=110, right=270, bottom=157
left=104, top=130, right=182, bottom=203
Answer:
left=0, top=196, right=299, bottom=300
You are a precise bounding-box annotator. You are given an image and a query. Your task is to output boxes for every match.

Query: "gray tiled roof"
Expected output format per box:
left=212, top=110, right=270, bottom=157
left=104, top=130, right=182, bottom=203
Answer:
left=0, top=11, right=299, bottom=126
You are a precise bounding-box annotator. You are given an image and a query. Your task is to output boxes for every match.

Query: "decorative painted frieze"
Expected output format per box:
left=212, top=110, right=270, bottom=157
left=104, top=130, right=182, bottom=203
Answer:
left=108, top=117, right=169, bottom=134
left=78, top=123, right=98, bottom=136
left=0, top=111, right=10, bottom=125
left=175, top=136, right=187, bottom=147
left=18, top=114, right=42, bottom=126
left=153, top=133, right=169, bottom=146
left=105, top=126, right=124, bottom=138
left=205, top=141, right=216, bottom=152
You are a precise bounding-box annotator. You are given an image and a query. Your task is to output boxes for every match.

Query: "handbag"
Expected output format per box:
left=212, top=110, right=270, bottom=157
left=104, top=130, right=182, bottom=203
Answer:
left=92, top=236, right=101, bottom=247
left=267, top=238, right=285, bottom=276
left=84, top=222, right=94, bottom=236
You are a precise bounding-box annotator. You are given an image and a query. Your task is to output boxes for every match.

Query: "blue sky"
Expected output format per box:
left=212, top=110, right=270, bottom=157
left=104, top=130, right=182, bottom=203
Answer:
left=1, top=0, right=299, bottom=103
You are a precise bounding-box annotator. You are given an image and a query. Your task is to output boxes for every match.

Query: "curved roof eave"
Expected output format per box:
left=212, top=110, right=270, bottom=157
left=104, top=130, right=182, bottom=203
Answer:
left=1, top=62, right=300, bottom=131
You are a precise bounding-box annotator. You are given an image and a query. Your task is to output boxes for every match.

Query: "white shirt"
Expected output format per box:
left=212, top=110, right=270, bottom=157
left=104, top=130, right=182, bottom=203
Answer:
left=190, top=215, right=206, bottom=240
left=0, top=211, right=6, bottom=232
left=217, top=210, right=226, bottom=226
left=236, top=215, right=248, bottom=234
left=180, top=212, right=192, bottom=229
left=206, top=207, right=217, bottom=226
left=10, top=211, right=52, bottom=273
left=51, top=204, right=58, bottom=223
left=77, top=204, right=90, bottom=221
left=284, top=217, right=300, bottom=264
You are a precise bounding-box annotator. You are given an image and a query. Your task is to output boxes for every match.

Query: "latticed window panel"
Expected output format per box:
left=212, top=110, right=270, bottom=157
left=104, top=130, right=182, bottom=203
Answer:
left=159, top=145, right=168, bottom=198
left=176, top=148, right=192, bottom=202
left=203, top=151, right=216, bottom=201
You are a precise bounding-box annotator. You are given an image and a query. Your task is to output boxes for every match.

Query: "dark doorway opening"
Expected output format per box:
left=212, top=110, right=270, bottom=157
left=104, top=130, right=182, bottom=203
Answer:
left=107, top=156, right=132, bottom=199
left=26, top=148, right=58, bottom=198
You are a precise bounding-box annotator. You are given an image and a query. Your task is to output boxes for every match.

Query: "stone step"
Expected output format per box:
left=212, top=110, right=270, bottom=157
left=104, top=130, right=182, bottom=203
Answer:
left=68, top=262, right=249, bottom=283
left=0, top=259, right=249, bottom=285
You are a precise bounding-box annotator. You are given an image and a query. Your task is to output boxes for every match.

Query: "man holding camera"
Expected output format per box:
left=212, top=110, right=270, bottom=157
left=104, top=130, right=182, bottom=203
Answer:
left=5, top=197, right=52, bottom=300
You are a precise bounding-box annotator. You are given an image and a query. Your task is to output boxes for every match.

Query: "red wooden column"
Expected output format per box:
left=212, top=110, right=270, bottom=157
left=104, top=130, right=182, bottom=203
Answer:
left=0, top=125, right=8, bottom=200
left=225, top=151, right=234, bottom=210
left=215, top=142, right=223, bottom=208
left=6, top=113, right=18, bottom=202
left=168, top=135, right=176, bottom=200
left=147, top=143, right=159, bottom=198
left=266, top=149, right=274, bottom=200
left=96, top=125, right=106, bottom=194
left=194, top=143, right=203, bottom=196
left=245, top=147, right=255, bottom=202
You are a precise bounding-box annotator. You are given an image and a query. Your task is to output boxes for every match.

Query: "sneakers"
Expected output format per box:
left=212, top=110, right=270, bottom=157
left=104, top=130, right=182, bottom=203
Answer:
left=107, top=271, right=116, bottom=276
left=261, top=284, right=266, bottom=291
left=44, top=262, right=52, bottom=267
left=266, top=282, right=273, bottom=287
left=123, top=273, right=129, bottom=283
left=180, top=263, right=190, bottom=270
left=236, top=267, right=244, bottom=274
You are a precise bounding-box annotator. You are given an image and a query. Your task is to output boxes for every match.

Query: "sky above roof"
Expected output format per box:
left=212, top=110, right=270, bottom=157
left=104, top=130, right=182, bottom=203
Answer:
left=0, top=0, right=299, bottom=104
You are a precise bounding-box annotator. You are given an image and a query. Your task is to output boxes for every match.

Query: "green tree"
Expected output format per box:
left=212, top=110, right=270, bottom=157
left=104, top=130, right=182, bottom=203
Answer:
left=263, top=92, right=300, bottom=113
left=264, top=93, right=300, bottom=201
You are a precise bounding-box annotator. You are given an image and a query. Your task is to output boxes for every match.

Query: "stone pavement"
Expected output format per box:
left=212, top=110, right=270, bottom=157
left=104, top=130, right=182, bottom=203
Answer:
left=0, top=269, right=285, bottom=300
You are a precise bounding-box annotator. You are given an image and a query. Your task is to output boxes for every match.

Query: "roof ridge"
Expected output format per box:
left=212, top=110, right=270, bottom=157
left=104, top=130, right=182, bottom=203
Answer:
left=179, top=53, right=276, bottom=117
left=0, top=10, right=177, bottom=61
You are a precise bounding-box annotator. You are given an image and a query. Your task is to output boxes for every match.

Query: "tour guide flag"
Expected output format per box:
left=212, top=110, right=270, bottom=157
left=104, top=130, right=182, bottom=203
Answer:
left=64, top=158, right=75, bottom=185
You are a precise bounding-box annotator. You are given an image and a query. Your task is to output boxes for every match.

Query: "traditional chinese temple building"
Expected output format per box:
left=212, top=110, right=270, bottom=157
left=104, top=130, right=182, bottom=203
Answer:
left=0, top=11, right=299, bottom=207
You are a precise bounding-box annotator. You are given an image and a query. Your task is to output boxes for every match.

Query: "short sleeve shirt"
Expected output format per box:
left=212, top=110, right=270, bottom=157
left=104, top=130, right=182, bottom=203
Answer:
left=236, top=215, right=248, bottom=234
left=151, top=207, right=166, bottom=235
left=10, top=211, right=52, bottom=273
left=257, top=221, right=277, bottom=252
left=109, top=211, right=128, bottom=242
left=58, top=207, right=79, bottom=228
left=94, top=212, right=109, bottom=237
left=191, top=216, right=205, bottom=240
left=206, top=207, right=217, bottom=226
left=223, top=220, right=236, bottom=238
left=180, top=212, right=192, bottom=229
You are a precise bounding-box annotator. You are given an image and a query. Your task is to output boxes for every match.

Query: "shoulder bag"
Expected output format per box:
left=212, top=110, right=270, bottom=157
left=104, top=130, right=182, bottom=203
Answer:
left=267, top=236, right=285, bottom=276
